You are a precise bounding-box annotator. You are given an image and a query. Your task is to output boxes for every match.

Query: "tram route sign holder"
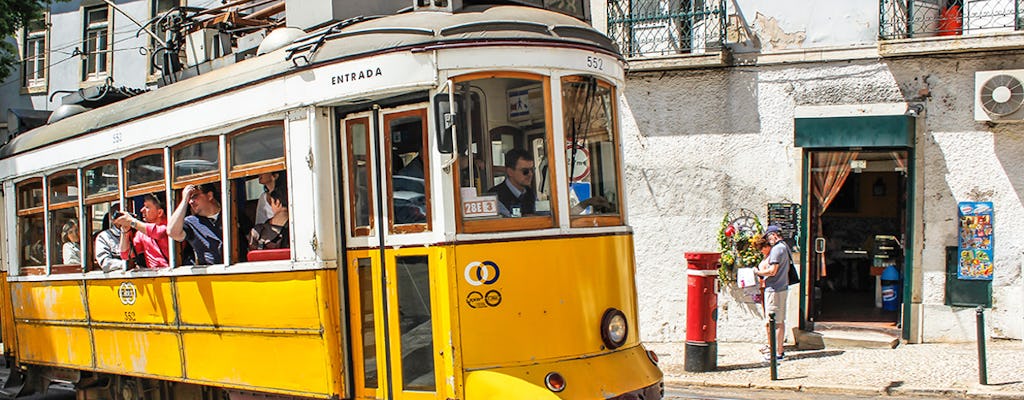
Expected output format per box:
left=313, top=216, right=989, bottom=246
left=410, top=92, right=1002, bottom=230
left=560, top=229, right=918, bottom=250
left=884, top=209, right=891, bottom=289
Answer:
left=767, top=202, right=801, bottom=252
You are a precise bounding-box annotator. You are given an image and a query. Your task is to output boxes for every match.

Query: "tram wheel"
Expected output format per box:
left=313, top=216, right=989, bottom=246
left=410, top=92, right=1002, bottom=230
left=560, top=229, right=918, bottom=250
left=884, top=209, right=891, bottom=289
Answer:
left=111, top=376, right=144, bottom=400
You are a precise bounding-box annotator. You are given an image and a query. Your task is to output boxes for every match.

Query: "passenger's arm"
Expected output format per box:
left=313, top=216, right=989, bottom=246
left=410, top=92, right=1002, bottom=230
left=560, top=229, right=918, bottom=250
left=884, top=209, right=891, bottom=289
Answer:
left=168, top=185, right=196, bottom=242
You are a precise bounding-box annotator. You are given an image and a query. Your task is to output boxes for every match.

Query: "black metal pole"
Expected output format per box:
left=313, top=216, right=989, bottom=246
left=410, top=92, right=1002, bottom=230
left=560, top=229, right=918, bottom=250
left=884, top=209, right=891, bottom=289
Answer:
left=977, top=306, right=988, bottom=385
left=769, top=312, right=778, bottom=380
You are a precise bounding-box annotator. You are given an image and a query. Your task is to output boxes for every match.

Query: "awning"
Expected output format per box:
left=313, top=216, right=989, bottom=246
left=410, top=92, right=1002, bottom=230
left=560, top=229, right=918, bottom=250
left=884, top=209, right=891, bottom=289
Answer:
left=794, top=115, right=915, bottom=148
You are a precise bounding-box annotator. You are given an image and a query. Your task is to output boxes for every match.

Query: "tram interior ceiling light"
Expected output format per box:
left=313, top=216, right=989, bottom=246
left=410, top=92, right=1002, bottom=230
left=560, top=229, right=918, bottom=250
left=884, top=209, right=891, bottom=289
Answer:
left=600, top=308, right=628, bottom=349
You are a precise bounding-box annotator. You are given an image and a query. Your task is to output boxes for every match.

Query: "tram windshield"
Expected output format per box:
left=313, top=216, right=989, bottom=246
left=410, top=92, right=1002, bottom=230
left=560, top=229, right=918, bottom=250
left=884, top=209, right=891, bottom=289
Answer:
left=453, top=75, right=555, bottom=231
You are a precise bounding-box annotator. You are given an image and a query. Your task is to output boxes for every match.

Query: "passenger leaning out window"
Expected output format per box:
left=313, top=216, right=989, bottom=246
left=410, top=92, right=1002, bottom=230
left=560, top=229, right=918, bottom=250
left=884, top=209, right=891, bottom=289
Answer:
left=169, top=183, right=223, bottom=265
left=94, top=202, right=126, bottom=272
left=115, top=194, right=170, bottom=269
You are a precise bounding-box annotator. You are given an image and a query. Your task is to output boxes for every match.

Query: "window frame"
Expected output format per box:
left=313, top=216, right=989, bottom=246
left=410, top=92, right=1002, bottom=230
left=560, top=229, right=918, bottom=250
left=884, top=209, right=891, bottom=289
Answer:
left=227, top=121, right=287, bottom=179
left=21, top=12, right=49, bottom=92
left=384, top=108, right=431, bottom=234
left=227, top=122, right=288, bottom=263
left=561, top=75, right=625, bottom=228
left=451, top=72, right=559, bottom=234
left=82, top=160, right=121, bottom=272
left=345, top=117, right=375, bottom=237
left=82, top=4, right=112, bottom=82
left=171, top=136, right=221, bottom=189
left=47, top=169, right=84, bottom=273
left=15, top=178, right=46, bottom=273
left=124, top=149, right=167, bottom=197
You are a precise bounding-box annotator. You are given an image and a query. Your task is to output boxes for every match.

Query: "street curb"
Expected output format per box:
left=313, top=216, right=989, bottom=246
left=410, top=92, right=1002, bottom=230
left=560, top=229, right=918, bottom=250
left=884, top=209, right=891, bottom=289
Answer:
left=799, top=383, right=884, bottom=396
left=667, top=380, right=1024, bottom=399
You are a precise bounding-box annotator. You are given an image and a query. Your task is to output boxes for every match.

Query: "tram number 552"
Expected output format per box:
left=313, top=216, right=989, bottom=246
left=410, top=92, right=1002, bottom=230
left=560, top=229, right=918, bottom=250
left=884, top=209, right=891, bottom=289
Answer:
left=586, top=56, right=604, bottom=71
left=124, top=311, right=137, bottom=322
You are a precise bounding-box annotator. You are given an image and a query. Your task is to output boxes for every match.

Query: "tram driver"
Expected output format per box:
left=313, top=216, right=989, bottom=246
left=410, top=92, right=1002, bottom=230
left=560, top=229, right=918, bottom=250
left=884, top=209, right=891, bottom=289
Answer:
left=487, top=148, right=537, bottom=217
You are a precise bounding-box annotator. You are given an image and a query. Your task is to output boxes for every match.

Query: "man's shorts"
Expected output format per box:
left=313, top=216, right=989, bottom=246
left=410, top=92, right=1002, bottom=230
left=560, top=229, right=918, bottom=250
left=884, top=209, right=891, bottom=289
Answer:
left=764, top=289, right=788, bottom=322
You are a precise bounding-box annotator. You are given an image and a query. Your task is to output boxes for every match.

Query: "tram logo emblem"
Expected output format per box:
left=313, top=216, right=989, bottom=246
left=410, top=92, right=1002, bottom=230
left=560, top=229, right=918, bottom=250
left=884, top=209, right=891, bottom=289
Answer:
left=118, top=282, right=137, bottom=305
left=464, top=261, right=500, bottom=286
left=466, top=290, right=502, bottom=309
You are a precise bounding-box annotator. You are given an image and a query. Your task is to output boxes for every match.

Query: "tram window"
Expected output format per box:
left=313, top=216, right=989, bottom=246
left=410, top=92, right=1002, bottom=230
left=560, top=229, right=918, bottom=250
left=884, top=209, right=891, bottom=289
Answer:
left=126, top=152, right=165, bottom=188
left=17, top=179, right=45, bottom=270
left=121, top=191, right=170, bottom=269
left=88, top=200, right=125, bottom=272
left=355, top=258, right=378, bottom=389
left=395, top=255, right=435, bottom=391
left=84, top=162, right=118, bottom=197
left=231, top=124, right=285, bottom=167
left=345, top=118, right=374, bottom=236
left=561, top=76, right=623, bottom=226
left=49, top=171, right=82, bottom=272
left=169, top=182, right=223, bottom=266
left=452, top=75, right=555, bottom=232
left=386, top=110, right=430, bottom=232
left=173, top=138, right=219, bottom=181
left=84, top=161, right=124, bottom=271
left=228, top=123, right=287, bottom=263
left=232, top=171, right=289, bottom=262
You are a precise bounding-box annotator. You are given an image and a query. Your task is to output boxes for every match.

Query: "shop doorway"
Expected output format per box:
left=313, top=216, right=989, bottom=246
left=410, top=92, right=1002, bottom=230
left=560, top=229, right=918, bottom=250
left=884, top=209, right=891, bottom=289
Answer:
left=805, top=150, right=909, bottom=332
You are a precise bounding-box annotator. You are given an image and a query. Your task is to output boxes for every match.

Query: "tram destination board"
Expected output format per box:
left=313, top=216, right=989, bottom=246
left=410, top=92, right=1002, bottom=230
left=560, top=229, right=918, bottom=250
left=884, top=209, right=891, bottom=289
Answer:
left=767, top=203, right=800, bottom=251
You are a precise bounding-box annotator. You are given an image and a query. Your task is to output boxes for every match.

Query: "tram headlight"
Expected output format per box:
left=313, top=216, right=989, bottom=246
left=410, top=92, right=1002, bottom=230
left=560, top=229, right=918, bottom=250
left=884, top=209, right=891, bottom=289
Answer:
left=600, top=308, right=628, bottom=349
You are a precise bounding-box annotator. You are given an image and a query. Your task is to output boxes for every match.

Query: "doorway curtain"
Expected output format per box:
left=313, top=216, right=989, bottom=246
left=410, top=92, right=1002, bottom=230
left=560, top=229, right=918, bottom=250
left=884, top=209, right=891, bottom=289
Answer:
left=810, top=151, right=859, bottom=278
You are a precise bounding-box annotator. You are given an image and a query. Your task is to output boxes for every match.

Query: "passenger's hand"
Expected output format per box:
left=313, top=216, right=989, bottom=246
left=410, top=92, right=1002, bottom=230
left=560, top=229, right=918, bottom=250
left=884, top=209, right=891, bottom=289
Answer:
left=182, top=184, right=198, bottom=201
left=113, top=214, right=132, bottom=229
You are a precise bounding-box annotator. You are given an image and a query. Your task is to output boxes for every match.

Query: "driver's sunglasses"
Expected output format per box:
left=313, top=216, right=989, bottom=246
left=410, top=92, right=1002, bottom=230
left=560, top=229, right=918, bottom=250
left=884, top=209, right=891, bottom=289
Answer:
left=519, top=168, right=534, bottom=175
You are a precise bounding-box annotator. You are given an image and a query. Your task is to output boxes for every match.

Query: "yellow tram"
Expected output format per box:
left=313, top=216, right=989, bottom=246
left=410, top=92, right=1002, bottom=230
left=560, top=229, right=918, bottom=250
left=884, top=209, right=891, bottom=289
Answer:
left=0, top=3, right=661, bottom=400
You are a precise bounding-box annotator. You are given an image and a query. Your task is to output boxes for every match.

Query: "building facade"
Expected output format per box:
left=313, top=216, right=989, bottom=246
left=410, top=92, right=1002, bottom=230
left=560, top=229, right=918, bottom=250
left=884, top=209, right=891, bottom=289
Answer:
left=600, top=0, right=1024, bottom=352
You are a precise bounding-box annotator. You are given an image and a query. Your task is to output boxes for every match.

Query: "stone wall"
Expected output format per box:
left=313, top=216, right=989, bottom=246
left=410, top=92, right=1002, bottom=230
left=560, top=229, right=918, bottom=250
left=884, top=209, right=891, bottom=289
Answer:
left=622, top=55, right=1024, bottom=344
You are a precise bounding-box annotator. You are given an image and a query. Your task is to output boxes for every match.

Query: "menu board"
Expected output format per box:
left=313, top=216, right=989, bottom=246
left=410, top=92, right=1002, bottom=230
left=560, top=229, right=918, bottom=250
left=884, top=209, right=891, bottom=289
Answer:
left=958, top=202, right=994, bottom=280
left=767, top=203, right=801, bottom=251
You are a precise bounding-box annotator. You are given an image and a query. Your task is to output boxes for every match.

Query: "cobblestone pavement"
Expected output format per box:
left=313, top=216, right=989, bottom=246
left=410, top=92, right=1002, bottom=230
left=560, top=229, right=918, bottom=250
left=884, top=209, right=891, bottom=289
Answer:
left=647, top=340, right=1024, bottom=399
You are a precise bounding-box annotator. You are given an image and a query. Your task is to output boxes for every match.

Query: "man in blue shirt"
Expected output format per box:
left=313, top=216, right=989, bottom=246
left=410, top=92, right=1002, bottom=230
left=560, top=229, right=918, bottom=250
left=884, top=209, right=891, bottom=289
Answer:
left=169, top=183, right=223, bottom=265
left=756, top=225, right=791, bottom=361
left=487, top=149, right=536, bottom=217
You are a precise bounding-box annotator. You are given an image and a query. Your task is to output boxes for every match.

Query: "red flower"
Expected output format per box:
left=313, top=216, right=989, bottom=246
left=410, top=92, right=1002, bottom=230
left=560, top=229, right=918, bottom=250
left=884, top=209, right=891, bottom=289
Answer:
left=724, top=225, right=735, bottom=237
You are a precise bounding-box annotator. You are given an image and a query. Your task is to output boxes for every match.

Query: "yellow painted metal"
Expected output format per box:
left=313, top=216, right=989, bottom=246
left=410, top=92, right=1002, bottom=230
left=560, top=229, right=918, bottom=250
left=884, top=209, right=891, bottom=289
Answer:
left=454, top=235, right=640, bottom=368
left=16, top=324, right=92, bottom=366
left=463, top=345, right=661, bottom=399
left=93, top=328, right=181, bottom=376
left=176, top=271, right=322, bottom=329
left=383, top=246, right=440, bottom=400
left=86, top=279, right=175, bottom=324
left=182, top=331, right=331, bottom=395
left=0, top=272, right=18, bottom=359
left=345, top=250, right=385, bottom=400
left=10, top=281, right=86, bottom=321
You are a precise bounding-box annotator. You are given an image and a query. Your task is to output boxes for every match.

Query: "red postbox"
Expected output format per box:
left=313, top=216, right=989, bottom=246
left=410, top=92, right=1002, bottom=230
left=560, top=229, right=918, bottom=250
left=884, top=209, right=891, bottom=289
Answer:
left=684, top=252, right=720, bottom=372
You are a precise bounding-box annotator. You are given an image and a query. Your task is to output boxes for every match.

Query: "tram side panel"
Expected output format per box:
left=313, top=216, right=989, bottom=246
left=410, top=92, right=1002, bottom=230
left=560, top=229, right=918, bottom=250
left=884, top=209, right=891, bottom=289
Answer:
left=454, top=234, right=661, bottom=398
left=9, top=270, right=345, bottom=398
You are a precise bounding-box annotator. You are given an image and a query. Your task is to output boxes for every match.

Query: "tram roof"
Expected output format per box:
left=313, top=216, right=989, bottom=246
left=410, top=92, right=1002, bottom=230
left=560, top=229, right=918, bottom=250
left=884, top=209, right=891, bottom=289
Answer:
left=0, top=5, right=619, bottom=160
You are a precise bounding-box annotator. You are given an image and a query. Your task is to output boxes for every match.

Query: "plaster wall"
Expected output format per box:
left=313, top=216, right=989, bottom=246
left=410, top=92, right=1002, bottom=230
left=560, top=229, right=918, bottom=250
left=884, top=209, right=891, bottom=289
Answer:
left=622, top=56, right=1024, bottom=344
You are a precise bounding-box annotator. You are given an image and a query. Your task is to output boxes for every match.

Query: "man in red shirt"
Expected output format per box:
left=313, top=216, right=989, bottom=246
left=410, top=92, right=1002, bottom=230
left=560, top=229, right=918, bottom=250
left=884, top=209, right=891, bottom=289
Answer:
left=115, top=193, right=170, bottom=269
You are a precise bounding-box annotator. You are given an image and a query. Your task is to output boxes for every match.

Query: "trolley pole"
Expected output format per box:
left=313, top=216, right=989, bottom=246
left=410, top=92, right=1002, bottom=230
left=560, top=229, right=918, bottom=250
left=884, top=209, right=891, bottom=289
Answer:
left=769, top=312, right=778, bottom=380
left=976, top=306, right=988, bottom=385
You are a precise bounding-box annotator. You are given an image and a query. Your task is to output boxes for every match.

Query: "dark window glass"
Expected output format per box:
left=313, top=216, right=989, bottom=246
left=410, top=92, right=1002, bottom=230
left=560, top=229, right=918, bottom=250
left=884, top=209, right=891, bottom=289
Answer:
left=174, top=140, right=219, bottom=180
left=127, top=153, right=165, bottom=187
left=396, top=255, right=435, bottom=391
left=85, top=163, right=118, bottom=197
left=357, top=258, right=378, bottom=388
left=231, top=125, right=284, bottom=167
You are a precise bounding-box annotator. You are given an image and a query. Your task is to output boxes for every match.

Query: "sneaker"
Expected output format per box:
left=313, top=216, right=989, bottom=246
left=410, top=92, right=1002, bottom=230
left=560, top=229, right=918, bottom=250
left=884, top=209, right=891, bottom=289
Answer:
left=763, top=353, right=784, bottom=362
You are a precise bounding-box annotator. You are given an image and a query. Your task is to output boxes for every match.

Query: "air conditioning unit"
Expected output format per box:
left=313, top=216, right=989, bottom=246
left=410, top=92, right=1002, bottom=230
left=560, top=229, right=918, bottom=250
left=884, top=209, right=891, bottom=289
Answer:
left=975, top=69, right=1024, bottom=122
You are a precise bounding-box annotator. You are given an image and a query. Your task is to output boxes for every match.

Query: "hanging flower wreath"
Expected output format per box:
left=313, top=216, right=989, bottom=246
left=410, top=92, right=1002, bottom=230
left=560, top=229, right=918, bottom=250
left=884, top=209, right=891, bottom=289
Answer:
left=717, top=209, right=765, bottom=283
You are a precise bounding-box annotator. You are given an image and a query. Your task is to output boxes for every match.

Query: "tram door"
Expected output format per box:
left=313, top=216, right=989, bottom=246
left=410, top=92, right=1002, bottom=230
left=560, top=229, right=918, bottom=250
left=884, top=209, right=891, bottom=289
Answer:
left=342, top=106, right=440, bottom=400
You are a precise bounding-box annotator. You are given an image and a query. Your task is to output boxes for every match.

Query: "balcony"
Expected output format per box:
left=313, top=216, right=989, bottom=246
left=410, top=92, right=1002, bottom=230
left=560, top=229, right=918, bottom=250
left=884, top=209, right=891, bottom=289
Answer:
left=880, top=0, right=1022, bottom=39
left=607, top=0, right=727, bottom=58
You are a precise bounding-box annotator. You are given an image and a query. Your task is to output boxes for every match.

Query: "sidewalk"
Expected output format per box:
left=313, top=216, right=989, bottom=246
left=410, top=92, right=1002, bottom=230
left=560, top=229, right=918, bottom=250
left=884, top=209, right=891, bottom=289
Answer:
left=647, top=339, right=1024, bottom=399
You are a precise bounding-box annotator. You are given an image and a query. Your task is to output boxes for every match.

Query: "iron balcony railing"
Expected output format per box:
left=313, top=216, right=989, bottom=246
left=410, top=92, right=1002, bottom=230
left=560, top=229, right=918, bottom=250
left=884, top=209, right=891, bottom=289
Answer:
left=607, top=0, right=727, bottom=58
left=880, top=0, right=1023, bottom=39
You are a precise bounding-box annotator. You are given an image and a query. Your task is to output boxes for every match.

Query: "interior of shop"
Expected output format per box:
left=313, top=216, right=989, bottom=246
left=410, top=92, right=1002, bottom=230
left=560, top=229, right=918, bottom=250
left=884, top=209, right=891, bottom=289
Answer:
left=809, top=150, right=907, bottom=331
